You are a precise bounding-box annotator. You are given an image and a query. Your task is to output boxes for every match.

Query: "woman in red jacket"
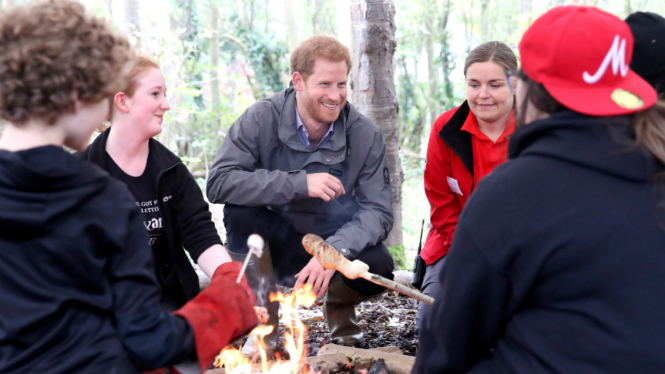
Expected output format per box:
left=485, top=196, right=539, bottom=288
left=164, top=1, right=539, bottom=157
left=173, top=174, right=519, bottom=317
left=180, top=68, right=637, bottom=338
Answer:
left=416, top=41, right=517, bottom=331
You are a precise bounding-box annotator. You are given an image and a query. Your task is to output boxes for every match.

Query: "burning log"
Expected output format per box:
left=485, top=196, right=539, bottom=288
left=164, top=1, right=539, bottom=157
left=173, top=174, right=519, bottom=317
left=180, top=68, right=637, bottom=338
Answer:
left=319, top=344, right=415, bottom=374
left=205, top=353, right=350, bottom=374
left=301, top=234, right=435, bottom=305
left=206, top=345, right=414, bottom=374
left=210, top=285, right=319, bottom=374
left=372, top=347, right=402, bottom=355
left=367, top=359, right=389, bottom=374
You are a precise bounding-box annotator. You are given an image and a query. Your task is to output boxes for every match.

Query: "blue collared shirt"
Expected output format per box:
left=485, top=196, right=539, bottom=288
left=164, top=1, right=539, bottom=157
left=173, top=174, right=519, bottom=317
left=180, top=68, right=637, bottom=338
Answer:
left=295, top=104, right=334, bottom=151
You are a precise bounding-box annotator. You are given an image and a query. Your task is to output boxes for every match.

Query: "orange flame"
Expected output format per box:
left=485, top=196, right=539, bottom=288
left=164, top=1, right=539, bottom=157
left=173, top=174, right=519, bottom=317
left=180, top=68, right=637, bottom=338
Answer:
left=214, top=284, right=317, bottom=374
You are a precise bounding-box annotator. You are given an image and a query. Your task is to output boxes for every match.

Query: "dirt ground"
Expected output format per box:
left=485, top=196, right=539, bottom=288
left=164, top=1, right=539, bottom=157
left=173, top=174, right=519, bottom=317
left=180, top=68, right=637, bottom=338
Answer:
left=303, top=291, right=418, bottom=357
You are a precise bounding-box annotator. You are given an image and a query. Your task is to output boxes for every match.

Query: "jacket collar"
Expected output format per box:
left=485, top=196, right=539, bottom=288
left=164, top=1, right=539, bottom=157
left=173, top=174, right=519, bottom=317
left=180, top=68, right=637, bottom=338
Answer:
left=461, top=111, right=516, bottom=145
left=438, top=101, right=474, bottom=176
left=275, top=87, right=352, bottom=153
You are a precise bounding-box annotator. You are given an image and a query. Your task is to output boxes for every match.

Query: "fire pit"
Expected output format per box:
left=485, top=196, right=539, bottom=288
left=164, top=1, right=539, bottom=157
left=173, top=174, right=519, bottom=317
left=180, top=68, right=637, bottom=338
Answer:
left=205, top=289, right=417, bottom=374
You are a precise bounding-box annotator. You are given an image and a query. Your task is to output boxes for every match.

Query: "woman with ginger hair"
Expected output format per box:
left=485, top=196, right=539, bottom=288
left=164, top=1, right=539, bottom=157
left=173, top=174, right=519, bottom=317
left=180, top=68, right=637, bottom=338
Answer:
left=80, top=56, right=234, bottom=311
left=0, top=1, right=256, bottom=373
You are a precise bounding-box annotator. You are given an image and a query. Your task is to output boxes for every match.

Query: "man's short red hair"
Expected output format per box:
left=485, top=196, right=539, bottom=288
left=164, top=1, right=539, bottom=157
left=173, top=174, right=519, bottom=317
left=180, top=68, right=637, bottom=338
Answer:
left=290, top=35, right=352, bottom=81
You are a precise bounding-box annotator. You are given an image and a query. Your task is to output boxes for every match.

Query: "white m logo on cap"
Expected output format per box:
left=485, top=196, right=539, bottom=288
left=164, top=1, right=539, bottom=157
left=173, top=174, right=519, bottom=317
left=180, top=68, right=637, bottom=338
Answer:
left=583, top=35, right=629, bottom=84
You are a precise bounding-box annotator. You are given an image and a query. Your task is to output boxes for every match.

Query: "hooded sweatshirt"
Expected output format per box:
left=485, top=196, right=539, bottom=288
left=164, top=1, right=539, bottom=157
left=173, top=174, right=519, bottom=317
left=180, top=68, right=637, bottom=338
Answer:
left=0, top=146, right=193, bottom=374
left=414, top=111, right=665, bottom=374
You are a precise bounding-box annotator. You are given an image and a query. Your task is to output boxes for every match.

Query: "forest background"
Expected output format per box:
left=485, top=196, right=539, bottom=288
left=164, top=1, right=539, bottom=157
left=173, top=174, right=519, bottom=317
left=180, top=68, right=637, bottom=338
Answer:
left=2, top=0, right=663, bottom=268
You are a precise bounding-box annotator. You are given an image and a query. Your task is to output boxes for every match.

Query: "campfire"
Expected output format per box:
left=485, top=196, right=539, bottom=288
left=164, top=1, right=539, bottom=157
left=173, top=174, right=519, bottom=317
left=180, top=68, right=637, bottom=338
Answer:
left=214, top=284, right=318, bottom=374
left=212, top=233, right=424, bottom=374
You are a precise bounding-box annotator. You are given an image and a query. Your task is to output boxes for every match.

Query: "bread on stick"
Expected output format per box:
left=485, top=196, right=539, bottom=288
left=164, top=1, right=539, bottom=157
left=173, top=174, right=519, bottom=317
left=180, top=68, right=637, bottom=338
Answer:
left=301, top=234, right=369, bottom=279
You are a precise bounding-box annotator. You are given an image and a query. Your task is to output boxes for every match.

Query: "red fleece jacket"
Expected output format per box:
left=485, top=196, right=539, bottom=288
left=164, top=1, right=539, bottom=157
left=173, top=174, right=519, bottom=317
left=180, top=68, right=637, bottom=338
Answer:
left=422, top=103, right=514, bottom=265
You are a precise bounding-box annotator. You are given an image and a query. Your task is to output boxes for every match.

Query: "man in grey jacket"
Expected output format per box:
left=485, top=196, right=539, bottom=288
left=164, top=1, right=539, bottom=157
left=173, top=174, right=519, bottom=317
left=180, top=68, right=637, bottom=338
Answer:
left=207, top=35, right=395, bottom=346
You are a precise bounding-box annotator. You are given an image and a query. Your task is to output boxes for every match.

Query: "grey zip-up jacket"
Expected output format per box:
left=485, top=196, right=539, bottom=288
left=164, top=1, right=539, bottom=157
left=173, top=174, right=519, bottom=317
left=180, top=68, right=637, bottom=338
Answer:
left=207, top=87, right=393, bottom=259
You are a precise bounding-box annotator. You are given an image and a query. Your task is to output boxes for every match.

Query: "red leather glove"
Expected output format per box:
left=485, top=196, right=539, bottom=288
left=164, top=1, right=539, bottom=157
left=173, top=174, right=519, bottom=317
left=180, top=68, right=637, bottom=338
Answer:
left=174, top=261, right=259, bottom=373
left=213, top=261, right=256, bottom=306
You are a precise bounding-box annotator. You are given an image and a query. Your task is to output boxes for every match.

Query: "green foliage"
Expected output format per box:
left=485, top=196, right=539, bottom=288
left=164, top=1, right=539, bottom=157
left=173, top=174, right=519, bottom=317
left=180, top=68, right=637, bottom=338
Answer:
left=82, top=0, right=665, bottom=249
left=395, top=0, right=465, bottom=160
left=223, top=16, right=290, bottom=98
left=401, top=159, right=428, bottom=265
left=438, top=29, right=457, bottom=111
left=388, top=244, right=408, bottom=271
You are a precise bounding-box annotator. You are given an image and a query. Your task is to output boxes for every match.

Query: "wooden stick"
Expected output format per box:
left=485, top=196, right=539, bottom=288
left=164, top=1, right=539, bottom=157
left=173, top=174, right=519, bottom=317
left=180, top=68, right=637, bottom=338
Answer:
left=360, top=272, right=434, bottom=305
left=301, top=234, right=435, bottom=305
left=236, top=251, right=253, bottom=283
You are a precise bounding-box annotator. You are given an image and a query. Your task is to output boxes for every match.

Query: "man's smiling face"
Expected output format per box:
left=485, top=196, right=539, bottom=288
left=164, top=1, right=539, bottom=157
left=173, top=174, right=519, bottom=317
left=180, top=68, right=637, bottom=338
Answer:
left=296, top=57, right=348, bottom=128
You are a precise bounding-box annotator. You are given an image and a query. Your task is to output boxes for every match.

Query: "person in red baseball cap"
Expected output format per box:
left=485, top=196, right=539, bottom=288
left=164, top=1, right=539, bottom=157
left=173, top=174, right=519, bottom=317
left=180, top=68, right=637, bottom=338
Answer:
left=414, top=6, right=665, bottom=374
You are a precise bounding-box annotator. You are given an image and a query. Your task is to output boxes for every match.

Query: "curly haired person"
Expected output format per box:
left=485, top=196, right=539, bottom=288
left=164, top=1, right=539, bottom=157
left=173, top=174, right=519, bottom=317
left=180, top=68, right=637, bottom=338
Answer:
left=0, top=1, right=257, bottom=373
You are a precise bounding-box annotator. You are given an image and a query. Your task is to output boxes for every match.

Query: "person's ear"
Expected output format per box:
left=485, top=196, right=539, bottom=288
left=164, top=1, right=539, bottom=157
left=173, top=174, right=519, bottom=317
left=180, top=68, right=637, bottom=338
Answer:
left=293, top=72, right=305, bottom=91
left=114, top=92, right=130, bottom=113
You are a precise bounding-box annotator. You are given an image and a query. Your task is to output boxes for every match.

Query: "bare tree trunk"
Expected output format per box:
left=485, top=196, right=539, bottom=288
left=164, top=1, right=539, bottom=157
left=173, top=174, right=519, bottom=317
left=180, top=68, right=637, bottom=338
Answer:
left=265, top=0, right=269, bottom=33
left=283, top=0, right=301, bottom=52
left=209, top=1, right=222, bottom=134
left=461, top=0, right=476, bottom=53
left=440, top=0, right=454, bottom=105
left=235, top=0, right=245, bottom=26
left=479, top=0, right=490, bottom=41
left=351, top=0, right=403, bottom=247
left=336, top=0, right=353, bottom=102
left=425, top=2, right=439, bottom=133
left=124, top=0, right=141, bottom=47
left=624, top=0, right=632, bottom=16
left=312, top=0, right=325, bottom=34
left=248, top=0, right=255, bottom=29
left=521, top=0, right=534, bottom=24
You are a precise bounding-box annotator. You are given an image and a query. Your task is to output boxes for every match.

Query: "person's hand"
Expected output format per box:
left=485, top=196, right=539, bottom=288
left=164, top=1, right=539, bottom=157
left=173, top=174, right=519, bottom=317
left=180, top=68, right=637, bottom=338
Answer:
left=174, top=262, right=259, bottom=372
left=294, top=257, right=336, bottom=298
left=306, top=173, right=345, bottom=202
left=213, top=261, right=256, bottom=306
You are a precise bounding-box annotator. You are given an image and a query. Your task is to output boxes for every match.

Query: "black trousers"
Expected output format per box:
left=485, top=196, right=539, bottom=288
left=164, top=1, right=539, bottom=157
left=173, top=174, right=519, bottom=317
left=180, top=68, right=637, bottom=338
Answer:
left=223, top=204, right=394, bottom=296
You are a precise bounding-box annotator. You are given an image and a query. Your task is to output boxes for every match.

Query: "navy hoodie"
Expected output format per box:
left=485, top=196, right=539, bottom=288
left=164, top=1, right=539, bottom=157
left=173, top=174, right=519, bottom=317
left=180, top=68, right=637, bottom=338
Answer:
left=414, top=111, right=665, bottom=374
left=0, top=146, right=194, bottom=373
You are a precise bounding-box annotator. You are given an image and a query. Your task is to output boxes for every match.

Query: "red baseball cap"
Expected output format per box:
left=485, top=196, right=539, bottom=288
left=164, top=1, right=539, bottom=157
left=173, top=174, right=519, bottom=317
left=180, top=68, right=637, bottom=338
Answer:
left=519, top=6, right=657, bottom=116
